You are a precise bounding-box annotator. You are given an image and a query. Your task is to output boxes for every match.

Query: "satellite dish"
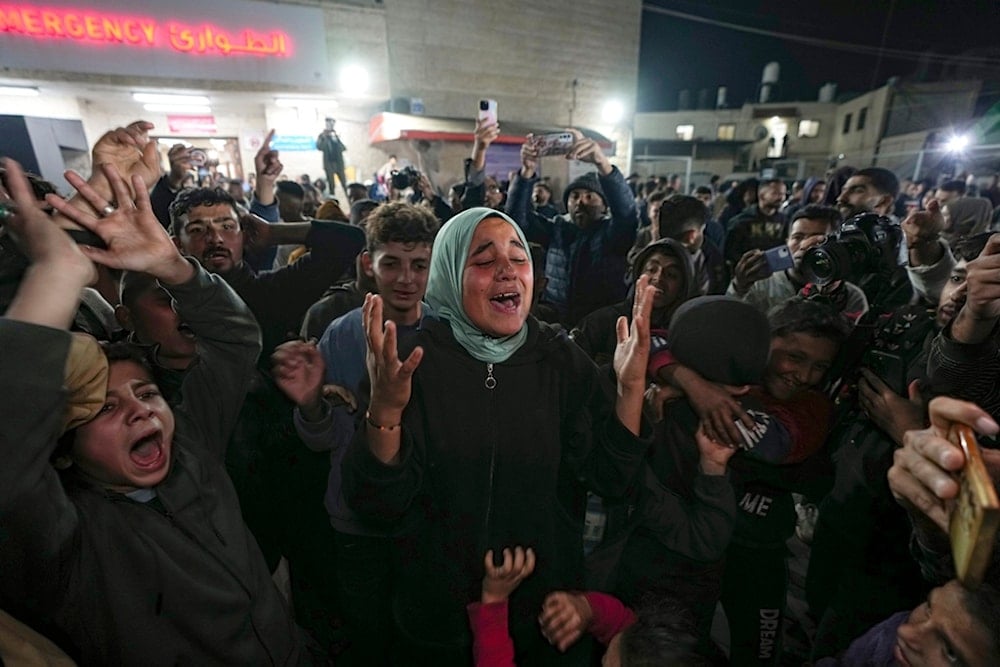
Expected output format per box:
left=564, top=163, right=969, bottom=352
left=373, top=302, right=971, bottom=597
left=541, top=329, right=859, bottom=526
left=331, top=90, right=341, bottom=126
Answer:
left=753, top=125, right=769, bottom=141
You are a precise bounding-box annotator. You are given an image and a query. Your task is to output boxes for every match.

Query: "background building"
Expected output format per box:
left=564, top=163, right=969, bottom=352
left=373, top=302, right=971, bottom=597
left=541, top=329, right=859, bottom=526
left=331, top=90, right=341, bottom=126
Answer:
left=633, top=62, right=989, bottom=189
left=0, top=0, right=641, bottom=197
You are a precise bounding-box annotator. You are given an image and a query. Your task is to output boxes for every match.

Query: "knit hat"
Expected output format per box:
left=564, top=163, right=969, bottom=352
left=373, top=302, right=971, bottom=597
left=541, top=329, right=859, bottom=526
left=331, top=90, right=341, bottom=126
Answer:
left=667, top=296, right=770, bottom=386
left=562, top=172, right=607, bottom=210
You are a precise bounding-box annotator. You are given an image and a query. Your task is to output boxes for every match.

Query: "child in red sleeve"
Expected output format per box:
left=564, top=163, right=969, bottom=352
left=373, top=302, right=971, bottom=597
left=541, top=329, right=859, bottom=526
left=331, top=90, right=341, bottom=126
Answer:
left=468, top=546, right=705, bottom=666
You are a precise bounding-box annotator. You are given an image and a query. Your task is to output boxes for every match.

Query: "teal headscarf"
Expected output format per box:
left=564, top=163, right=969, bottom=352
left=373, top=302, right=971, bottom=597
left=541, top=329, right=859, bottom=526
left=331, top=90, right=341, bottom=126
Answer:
left=425, top=207, right=531, bottom=363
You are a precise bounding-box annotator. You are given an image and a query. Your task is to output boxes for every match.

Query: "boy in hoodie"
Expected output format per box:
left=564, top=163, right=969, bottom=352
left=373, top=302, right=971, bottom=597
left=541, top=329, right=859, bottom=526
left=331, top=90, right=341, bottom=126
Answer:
left=572, top=238, right=695, bottom=367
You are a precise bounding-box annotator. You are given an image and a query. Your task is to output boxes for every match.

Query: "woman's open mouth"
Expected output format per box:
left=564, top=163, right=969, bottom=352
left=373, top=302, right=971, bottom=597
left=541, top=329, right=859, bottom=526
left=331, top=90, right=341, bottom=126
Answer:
left=489, top=292, right=521, bottom=313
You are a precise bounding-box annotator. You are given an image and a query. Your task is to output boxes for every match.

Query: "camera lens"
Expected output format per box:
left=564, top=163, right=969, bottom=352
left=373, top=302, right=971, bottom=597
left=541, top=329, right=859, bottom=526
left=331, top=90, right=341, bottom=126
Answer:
left=479, top=100, right=489, bottom=110
left=803, top=247, right=837, bottom=285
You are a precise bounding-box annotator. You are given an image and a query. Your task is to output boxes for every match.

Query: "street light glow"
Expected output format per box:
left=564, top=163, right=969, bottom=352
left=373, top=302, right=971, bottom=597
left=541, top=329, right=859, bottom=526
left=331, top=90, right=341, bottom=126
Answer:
left=602, top=99, right=625, bottom=124
left=339, top=65, right=370, bottom=96
left=945, top=134, right=970, bottom=152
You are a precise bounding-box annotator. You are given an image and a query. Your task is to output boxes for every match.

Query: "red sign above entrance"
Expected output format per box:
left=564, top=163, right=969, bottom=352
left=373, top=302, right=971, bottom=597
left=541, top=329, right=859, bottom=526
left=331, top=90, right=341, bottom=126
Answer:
left=0, top=4, right=291, bottom=57
left=167, top=114, right=217, bottom=134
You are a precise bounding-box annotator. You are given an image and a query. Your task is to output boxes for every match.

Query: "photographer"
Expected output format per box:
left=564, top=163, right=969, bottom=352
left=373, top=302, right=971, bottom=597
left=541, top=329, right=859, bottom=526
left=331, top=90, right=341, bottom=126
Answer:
left=803, top=232, right=993, bottom=660
left=728, top=205, right=868, bottom=321
left=316, top=117, right=348, bottom=199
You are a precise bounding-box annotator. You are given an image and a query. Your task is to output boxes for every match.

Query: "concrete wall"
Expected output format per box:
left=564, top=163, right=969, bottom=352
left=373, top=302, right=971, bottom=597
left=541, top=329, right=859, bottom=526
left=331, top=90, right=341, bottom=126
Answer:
left=381, top=0, right=642, bottom=128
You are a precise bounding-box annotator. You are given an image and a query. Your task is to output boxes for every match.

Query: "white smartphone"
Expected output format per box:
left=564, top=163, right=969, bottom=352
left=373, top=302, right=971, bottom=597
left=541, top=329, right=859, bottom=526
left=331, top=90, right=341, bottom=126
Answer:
left=478, top=99, right=497, bottom=127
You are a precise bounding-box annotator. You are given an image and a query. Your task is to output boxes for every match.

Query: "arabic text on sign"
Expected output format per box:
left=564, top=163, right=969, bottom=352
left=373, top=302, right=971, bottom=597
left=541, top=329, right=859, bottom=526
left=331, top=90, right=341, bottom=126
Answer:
left=0, top=4, right=292, bottom=57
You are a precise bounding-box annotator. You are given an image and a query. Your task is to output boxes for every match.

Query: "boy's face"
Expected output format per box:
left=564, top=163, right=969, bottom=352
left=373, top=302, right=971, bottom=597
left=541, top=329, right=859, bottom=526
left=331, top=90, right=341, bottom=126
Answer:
left=363, top=241, right=432, bottom=320
left=937, top=259, right=968, bottom=328
left=72, top=360, right=174, bottom=491
left=764, top=332, right=838, bottom=400
left=787, top=218, right=831, bottom=269
left=895, top=581, right=995, bottom=667
left=118, top=285, right=197, bottom=370
left=639, top=251, right=684, bottom=310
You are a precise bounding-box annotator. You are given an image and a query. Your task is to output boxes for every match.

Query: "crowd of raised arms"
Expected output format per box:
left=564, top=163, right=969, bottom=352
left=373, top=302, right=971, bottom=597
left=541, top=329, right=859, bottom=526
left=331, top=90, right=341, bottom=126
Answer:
left=3, top=112, right=1000, bottom=667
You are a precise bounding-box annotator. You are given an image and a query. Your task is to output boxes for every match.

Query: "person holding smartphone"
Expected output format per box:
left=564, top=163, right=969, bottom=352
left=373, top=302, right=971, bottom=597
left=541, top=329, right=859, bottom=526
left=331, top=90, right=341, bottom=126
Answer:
left=505, top=128, right=639, bottom=327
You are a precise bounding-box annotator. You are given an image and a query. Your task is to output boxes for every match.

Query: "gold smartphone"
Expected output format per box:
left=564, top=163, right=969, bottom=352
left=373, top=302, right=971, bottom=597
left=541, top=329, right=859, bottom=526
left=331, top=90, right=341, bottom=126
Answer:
left=949, top=424, right=1000, bottom=588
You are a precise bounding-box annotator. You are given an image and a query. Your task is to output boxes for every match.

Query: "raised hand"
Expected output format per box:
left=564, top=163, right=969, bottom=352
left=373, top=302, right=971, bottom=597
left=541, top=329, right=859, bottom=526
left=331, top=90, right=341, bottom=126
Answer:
left=564, top=128, right=612, bottom=176
left=90, top=120, right=160, bottom=194
left=613, top=275, right=655, bottom=435
left=47, top=164, right=193, bottom=285
left=888, top=396, right=1000, bottom=534
left=901, top=197, right=945, bottom=242
left=474, top=118, right=500, bottom=156
left=481, top=546, right=535, bottom=605
left=363, top=293, right=423, bottom=433
left=613, top=274, right=654, bottom=391
left=253, top=129, right=281, bottom=206
left=731, top=249, right=770, bottom=294
left=520, top=137, right=540, bottom=178
left=539, top=592, right=593, bottom=652
left=1, top=158, right=95, bottom=327
left=272, top=339, right=325, bottom=414
left=951, top=233, right=1000, bottom=344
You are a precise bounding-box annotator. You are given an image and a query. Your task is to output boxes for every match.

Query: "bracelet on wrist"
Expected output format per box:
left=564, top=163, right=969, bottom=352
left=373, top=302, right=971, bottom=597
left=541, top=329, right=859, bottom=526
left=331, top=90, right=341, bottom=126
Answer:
left=366, top=410, right=401, bottom=432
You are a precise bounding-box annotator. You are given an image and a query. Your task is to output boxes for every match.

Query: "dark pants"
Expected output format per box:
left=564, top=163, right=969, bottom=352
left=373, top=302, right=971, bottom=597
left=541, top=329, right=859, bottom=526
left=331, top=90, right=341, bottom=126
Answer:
left=324, top=165, right=348, bottom=199
left=720, top=543, right=788, bottom=666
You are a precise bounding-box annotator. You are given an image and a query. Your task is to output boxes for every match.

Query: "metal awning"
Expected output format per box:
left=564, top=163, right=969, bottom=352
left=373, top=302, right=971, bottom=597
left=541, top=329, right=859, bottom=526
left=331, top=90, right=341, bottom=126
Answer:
left=368, top=112, right=615, bottom=153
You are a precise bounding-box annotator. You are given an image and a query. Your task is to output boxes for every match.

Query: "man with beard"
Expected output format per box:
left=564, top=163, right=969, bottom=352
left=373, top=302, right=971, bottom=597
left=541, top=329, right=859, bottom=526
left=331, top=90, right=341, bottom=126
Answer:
left=506, top=128, right=638, bottom=326
left=837, top=167, right=954, bottom=306
left=169, top=187, right=364, bottom=361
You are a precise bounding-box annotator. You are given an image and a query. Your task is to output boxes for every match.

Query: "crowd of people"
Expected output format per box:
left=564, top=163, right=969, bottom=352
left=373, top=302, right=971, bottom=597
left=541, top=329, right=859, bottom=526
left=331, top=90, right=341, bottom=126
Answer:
left=2, top=112, right=1000, bottom=666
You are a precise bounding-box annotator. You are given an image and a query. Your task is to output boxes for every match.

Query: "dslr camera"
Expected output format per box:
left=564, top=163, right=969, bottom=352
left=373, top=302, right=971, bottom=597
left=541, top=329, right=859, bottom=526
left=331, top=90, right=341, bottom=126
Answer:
left=390, top=166, right=421, bottom=190
left=803, top=213, right=902, bottom=285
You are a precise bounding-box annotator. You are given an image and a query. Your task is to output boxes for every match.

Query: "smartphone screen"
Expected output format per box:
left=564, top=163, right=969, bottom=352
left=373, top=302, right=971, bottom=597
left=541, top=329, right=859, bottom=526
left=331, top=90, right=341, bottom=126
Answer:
left=764, top=245, right=794, bottom=275
left=530, top=132, right=574, bottom=157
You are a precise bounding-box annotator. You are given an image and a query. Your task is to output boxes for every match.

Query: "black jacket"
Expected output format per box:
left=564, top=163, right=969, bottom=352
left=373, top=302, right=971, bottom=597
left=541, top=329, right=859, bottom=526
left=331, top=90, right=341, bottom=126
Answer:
left=0, top=266, right=299, bottom=665
left=342, top=316, right=650, bottom=652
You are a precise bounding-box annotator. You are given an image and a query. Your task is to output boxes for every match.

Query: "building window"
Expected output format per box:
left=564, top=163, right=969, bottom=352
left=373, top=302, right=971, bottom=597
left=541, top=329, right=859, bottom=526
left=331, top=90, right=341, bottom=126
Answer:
left=676, top=124, right=694, bottom=141
left=717, top=123, right=736, bottom=140
left=842, top=113, right=853, bottom=134
left=797, top=120, right=820, bottom=138
left=857, top=107, right=868, bottom=131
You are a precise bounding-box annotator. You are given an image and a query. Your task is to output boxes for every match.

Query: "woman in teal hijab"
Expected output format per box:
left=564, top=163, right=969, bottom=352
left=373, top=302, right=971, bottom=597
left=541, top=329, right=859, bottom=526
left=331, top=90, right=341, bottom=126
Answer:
left=343, top=207, right=655, bottom=665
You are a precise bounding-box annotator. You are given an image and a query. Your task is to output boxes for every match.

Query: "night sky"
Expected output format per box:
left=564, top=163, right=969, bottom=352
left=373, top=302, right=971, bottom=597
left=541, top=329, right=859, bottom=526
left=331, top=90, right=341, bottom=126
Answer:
left=638, top=0, right=1000, bottom=111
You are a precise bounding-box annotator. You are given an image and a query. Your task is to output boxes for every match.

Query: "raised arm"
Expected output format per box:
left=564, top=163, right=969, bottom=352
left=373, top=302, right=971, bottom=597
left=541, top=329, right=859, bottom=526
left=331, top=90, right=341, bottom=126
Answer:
left=52, top=164, right=261, bottom=454
left=0, top=158, right=98, bottom=607
left=565, top=128, right=637, bottom=252
left=504, top=139, right=552, bottom=246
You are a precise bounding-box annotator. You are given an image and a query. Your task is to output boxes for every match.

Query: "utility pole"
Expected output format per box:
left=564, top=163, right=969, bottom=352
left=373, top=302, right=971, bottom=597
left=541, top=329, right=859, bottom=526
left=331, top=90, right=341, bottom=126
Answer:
left=569, top=78, right=578, bottom=127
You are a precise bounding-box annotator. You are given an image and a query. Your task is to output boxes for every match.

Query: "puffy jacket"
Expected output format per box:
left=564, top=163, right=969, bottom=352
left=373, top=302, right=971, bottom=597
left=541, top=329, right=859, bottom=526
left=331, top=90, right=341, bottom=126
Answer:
left=506, top=168, right=638, bottom=326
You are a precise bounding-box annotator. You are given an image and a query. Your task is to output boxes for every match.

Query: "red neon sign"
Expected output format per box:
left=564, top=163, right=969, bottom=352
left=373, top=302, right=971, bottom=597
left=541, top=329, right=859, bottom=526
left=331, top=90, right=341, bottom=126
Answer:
left=0, top=4, right=292, bottom=57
